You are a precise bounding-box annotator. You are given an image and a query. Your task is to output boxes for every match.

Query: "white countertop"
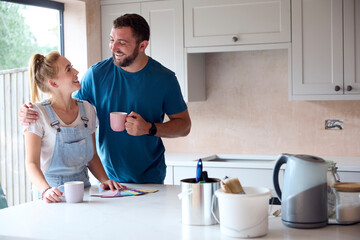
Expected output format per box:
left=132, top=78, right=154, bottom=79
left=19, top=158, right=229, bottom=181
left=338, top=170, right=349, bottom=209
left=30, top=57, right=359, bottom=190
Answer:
left=0, top=184, right=359, bottom=240
left=165, top=153, right=360, bottom=171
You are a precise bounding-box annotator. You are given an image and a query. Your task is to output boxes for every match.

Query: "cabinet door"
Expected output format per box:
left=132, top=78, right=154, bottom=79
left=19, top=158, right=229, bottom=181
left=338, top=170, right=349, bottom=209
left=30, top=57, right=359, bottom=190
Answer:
left=142, top=0, right=185, bottom=98
left=173, top=166, right=282, bottom=190
left=184, top=0, right=290, bottom=47
left=292, top=0, right=343, bottom=96
left=164, top=166, right=174, bottom=185
left=101, top=3, right=141, bottom=59
left=344, top=0, right=360, bottom=94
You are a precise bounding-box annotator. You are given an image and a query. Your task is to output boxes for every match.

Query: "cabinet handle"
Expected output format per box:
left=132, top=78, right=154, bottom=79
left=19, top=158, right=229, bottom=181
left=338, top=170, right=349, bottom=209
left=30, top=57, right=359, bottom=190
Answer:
left=334, top=85, right=341, bottom=92
left=347, top=85, right=352, bottom=91
left=232, top=36, right=238, bottom=42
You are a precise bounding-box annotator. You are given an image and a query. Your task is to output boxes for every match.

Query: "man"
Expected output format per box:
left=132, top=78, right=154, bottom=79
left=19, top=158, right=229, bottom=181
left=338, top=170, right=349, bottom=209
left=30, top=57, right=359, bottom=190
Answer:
left=19, top=14, right=191, bottom=184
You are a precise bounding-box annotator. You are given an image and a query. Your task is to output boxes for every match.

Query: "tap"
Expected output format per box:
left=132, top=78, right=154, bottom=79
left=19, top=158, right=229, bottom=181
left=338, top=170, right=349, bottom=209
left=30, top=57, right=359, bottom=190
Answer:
left=325, top=120, right=343, bottom=130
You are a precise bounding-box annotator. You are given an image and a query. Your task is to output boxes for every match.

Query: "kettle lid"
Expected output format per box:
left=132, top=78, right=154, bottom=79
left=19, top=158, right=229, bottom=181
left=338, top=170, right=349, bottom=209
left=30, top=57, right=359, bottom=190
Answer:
left=291, top=154, right=325, bottom=163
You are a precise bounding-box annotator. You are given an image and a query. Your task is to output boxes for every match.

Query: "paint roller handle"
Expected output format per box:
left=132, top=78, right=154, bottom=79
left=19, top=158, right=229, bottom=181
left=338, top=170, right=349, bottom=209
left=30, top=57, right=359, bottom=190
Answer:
left=200, top=171, right=208, bottom=183
left=195, top=159, right=203, bottom=183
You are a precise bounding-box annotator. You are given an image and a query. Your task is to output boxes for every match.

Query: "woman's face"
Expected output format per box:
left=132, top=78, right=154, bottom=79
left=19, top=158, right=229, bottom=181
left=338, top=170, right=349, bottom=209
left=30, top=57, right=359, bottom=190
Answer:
left=53, top=56, right=80, bottom=93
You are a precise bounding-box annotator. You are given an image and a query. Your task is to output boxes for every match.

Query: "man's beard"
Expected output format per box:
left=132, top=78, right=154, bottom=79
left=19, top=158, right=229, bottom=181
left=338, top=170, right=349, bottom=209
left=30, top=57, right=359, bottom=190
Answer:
left=113, top=45, right=139, bottom=68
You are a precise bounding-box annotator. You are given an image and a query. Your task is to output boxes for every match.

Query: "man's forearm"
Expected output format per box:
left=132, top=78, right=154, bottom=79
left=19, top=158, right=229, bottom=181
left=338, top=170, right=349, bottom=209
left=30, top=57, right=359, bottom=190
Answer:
left=155, top=117, right=191, bottom=138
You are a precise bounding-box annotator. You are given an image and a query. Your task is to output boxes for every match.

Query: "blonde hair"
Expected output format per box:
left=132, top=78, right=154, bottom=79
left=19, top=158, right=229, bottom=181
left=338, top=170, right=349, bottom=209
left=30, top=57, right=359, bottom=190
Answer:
left=28, top=51, right=60, bottom=102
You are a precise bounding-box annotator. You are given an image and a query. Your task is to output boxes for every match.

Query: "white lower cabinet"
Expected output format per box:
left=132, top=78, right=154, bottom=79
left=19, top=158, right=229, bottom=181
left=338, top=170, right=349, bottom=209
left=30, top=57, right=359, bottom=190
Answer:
left=164, top=166, right=174, bottom=185
left=170, top=166, right=282, bottom=190
left=338, top=171, right=360, bottom=182
left=165, top=165, right=360, bottom=193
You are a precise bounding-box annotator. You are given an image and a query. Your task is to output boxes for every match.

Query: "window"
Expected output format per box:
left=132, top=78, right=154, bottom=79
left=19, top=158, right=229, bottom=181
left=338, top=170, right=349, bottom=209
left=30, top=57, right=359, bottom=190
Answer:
left=0, top=0, right=64, bottom=206
left=0, top=0, right=64, bottom=70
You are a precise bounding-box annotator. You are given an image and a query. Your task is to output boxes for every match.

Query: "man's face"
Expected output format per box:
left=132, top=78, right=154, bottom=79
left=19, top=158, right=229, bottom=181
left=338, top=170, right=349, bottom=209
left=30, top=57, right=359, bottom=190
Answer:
left=109, top=27, right=140, bottom=67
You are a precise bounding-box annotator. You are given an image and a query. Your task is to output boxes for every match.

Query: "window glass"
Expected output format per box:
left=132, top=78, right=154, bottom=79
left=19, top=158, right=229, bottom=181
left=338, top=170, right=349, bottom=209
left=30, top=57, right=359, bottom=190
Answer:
left=0, top=1, right=62, bottom=70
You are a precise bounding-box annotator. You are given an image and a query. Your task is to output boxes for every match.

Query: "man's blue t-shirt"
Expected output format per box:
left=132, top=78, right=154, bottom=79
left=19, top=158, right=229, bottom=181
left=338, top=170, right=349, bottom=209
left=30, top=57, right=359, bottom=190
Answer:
left=75, top=57, right=187, bottom=183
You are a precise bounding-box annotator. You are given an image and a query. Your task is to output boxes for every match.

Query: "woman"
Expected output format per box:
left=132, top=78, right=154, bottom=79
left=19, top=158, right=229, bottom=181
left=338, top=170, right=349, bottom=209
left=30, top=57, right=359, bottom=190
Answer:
left=24, top=51, right=124, bottom=203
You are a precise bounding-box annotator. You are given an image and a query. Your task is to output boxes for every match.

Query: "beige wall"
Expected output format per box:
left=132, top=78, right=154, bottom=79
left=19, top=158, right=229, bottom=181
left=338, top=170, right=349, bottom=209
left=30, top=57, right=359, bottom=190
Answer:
left=64, top=1, right=87, bottom=79
left=163, top=50, right=360, bottom=157
left=61, top=0, right=101, bottom=79
left=83, top=0, right=101, bottom=67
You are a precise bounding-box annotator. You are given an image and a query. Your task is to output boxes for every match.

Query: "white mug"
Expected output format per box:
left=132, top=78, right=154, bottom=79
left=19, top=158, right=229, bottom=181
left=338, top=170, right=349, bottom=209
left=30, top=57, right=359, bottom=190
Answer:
left=58, top=181, right=84, bottom=203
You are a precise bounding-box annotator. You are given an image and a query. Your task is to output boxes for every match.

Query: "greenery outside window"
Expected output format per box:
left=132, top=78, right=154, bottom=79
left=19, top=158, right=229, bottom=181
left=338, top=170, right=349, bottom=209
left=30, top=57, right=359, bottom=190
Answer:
left=0, top=0, right=64, bottom=70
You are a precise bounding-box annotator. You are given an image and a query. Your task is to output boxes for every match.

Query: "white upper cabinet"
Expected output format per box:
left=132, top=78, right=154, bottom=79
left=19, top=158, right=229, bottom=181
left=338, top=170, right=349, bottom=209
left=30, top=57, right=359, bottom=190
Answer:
left=184, top=0, right=291, bottom=48
left=101, top=0, right=203, bottom=102
left=101, top=3, right=141, bottom=59
left=142, top=0, right=185, bottom=97
left=291, top=0, right=360, bottom=100
left=100, top=0, right=359, bottom=102
left=344, top=0, right=360, bottom=96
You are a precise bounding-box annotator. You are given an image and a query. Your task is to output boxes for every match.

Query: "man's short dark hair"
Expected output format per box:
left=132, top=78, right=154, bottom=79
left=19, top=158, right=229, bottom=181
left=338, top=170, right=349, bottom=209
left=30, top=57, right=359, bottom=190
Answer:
left=113, top=14, right=150, bottom=43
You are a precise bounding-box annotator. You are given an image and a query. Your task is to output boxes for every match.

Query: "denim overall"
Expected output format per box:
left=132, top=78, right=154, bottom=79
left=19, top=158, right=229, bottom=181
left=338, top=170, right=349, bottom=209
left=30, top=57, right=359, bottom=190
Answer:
left=41, top=99, right=93, bottom=189
left=0, top=184, right=8, bottom=209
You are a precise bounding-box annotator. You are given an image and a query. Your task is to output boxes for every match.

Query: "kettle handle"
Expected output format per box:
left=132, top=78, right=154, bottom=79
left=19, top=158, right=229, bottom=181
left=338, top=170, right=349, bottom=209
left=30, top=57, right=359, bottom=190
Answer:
left=273, top=155, right=288, bottom=201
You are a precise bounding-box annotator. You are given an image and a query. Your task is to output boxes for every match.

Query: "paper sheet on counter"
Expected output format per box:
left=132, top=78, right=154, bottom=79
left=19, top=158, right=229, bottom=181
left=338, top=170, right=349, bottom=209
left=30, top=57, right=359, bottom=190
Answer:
left=91, top=187, right=158, bottom=198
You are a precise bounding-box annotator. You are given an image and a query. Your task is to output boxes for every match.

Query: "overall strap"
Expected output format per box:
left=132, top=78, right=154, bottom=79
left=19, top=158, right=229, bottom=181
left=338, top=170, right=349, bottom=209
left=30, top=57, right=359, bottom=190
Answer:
left=76, top=99, right=89, bottom=128
left=41, top=99, right=61, bottom=132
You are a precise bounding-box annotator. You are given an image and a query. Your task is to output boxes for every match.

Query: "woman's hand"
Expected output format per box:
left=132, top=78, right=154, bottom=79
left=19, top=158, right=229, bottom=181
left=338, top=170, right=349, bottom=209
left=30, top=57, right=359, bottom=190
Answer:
left=100, top=180, right=126, bottom=191
left=42, top=187, right=63, bottom=203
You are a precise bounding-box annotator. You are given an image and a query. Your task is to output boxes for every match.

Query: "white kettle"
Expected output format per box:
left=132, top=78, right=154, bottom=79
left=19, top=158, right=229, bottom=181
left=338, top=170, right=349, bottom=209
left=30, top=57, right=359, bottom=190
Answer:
left=273, top=154, right=328, bottom=228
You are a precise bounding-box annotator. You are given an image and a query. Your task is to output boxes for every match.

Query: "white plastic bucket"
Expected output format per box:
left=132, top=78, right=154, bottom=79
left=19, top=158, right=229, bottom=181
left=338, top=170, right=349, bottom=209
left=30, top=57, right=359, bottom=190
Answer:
left=214, top=187, right=271, bottom=238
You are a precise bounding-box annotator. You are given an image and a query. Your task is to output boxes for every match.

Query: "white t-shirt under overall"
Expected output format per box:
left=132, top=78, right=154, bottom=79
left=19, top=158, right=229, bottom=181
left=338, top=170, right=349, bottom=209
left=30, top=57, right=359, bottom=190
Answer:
left=25, top=99, right=98, bottom=173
